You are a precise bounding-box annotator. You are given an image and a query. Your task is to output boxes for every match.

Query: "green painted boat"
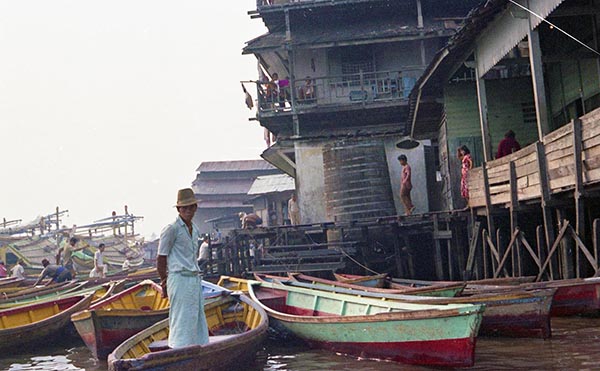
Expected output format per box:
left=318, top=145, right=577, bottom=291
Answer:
left=0, top=281, right=89, bottom=309
left=334, top=273, right=465, bottom=297
left=248, top=280, right=484, bottom=367
left=292, top=274, right=555, bottom=338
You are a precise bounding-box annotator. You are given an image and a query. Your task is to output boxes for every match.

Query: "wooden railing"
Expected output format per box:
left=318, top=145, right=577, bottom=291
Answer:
left=468, top=108, right=600, bottom=208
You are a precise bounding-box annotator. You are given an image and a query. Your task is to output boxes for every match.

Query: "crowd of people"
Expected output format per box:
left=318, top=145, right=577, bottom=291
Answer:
left=261, top=73, right=316, bottom=109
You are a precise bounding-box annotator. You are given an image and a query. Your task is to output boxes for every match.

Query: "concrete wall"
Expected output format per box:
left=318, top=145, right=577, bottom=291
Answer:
left=384, top=137, right=430, bottom=214
left=294, top=48, right=328, bottom=80
left=294, top=141, right=329, bottom=224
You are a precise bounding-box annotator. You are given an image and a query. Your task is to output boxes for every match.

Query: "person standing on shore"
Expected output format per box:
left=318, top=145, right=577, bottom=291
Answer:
left=288, top=192, right=300, bottom=225
left=398, top=155, right=415, bottom=215
left=157, top=188, right=209, bottom=348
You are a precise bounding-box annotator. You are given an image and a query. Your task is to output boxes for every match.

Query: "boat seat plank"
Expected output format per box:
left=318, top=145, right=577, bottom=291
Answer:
left=148, top=340, right=169, bottom=352
left=148, top=334, right=238, bottom=352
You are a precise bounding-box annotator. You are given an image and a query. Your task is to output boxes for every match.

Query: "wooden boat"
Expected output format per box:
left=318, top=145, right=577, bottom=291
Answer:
left=468, top=277, right=600, bottom=316
left=0, top=281, right=76, bottom=300
left=248, top=280, right=484, bottom=367
left=71, top=280, right=170, bottom=359
left=108, top=293, right=268, bottom=371
left=266, top=272, right=464, bottom=298
left=390, top=275, right=536, bottom=287
left=334, top=273, right=465, bottom=297
left=0, top=281, right=90, bottom=309
left=72, top=279, right=230, bottom=359
left=0, top=293, right=93, bottom=350
left=202, top=280, right=230, bottom=301
left=216, top=275, right=250, bottom=293
left=292, top=274, right=555, bottom=338
left=0, top=276, right=25, bottom=289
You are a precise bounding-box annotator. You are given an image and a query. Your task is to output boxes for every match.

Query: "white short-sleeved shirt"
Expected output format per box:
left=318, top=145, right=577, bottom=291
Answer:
left=158, top=217, right=200, bottom=273
left=198, top=241, right=209, bottom=260
left=94, top=251, right=105, bottom=268
left=11, top=264, right=24, bottom=279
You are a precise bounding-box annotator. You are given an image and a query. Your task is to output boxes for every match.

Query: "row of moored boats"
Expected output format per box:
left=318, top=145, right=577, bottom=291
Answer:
left=1, top=270, right=600, bottom=369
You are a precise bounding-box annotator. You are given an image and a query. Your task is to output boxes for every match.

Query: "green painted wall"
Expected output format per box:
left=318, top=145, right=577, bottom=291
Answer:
left=546, top=59, right=600, bottom=126
left=443, top=77, right=538, bottom=164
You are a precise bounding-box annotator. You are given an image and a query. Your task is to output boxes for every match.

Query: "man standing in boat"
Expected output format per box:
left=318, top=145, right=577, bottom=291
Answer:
left=157, top=188, right=209, bottom=348
left=56, top=236, right=84, bottom=278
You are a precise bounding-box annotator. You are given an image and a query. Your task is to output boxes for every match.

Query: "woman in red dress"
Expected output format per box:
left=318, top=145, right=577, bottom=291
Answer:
left=458, top=145, right=473, bottom=206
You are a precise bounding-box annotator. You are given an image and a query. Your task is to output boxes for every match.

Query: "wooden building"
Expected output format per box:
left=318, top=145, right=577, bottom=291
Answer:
left=244, top=0, right=479, bottom=225
left=411, top=0, right=600, bottom=280
left=246, top=173, right=296, bottom=226
left=191, top=160, right=282, bottom=234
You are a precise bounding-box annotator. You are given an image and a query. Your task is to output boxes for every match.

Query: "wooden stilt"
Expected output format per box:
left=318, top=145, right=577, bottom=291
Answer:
left=536, top=220, right=571, bottom=281
left=536, top=142, right=557, bottom=279
left=464, top=221, right=481, bottom=280
left=433, top=214, right=445, bottom=280
left=573, top=118, right=586, bottom=278
left=536, top=225, right=550, bottom=280
left=446, top=221, right=453, bottom=280
left=594, top=219, right=600, bottom=277
left=556, top=209, right=574, bottom=279
left=482, top=229, right=489, bottom=279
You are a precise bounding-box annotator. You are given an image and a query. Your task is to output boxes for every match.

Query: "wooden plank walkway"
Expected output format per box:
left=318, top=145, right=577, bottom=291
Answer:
left=469, top=108, right=600, bottom=208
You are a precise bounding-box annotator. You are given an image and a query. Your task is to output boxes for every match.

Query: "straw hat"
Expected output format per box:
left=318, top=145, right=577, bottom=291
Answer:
left=175, top=188, right=198, bottom=207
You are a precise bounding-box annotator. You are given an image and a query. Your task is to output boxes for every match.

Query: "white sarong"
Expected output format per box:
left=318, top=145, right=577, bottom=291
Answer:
left=167, top=272, right=209, bottom=348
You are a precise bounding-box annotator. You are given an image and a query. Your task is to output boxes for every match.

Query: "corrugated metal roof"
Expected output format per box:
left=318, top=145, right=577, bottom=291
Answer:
left=409, top=0, right=510, bottom=138
left=244, top=20, right=451, bottom=53
left=247, top=174, right=296, bottom=195
left=196, top=160, right=276, bottom=173
left=194, top=179, right=255, bottom=195
left=198, top=200, right=251, bottom=209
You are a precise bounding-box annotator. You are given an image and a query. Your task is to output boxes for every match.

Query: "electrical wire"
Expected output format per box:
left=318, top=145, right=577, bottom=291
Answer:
left=508, top=0, right=600, bottom=57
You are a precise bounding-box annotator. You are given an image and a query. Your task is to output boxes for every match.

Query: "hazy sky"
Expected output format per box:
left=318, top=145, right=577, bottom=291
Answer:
left=0, top=1, right=267, bottom=239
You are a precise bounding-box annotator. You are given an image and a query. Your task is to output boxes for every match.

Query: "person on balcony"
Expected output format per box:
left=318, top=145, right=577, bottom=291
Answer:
left=496, top=130, right=521, bottom=159
left=298, top=77, right=315, bottom=102
left=458, top=145, right=473, bottom=206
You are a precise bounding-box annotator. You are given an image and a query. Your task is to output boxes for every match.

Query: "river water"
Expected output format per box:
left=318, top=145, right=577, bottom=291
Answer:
left=1, top=317, right=599, bottom=370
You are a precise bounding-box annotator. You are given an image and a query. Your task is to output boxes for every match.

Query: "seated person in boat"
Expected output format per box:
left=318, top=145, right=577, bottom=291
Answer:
left=33, top=258, right=72, bottom=286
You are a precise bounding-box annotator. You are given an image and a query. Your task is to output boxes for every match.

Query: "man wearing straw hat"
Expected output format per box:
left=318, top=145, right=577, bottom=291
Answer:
left=157, top=188, right=208, bottom=348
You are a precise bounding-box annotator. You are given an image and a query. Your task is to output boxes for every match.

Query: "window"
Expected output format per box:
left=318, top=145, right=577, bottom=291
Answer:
left=330, top=45, right=375, bottom=84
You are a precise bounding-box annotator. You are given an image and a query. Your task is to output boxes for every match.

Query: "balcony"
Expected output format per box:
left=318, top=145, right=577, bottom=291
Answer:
left=253, top=70, right=416, bottom=118
left=468, top=107, right=600, bottom=209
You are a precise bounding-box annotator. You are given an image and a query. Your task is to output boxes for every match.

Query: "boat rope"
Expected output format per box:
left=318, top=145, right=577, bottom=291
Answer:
left=337, top=246, right=381, bottom=276
left=508, top=0, right=600, bottom=57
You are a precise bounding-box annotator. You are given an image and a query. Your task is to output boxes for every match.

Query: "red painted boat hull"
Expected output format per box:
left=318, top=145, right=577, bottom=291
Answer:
left=305, top=337, right=477, bottom=367
left=551, top=282, right=600, bottom=316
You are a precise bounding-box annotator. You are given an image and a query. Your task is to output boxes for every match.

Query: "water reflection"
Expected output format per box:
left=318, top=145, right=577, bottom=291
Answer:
left=1, top=317, right=600, bottom=371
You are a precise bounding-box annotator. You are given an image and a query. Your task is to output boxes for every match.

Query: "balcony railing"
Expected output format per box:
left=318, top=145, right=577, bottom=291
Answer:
left=257, top=0, right=320, bottom=7
left=253, top=70, right=418, bottom=115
